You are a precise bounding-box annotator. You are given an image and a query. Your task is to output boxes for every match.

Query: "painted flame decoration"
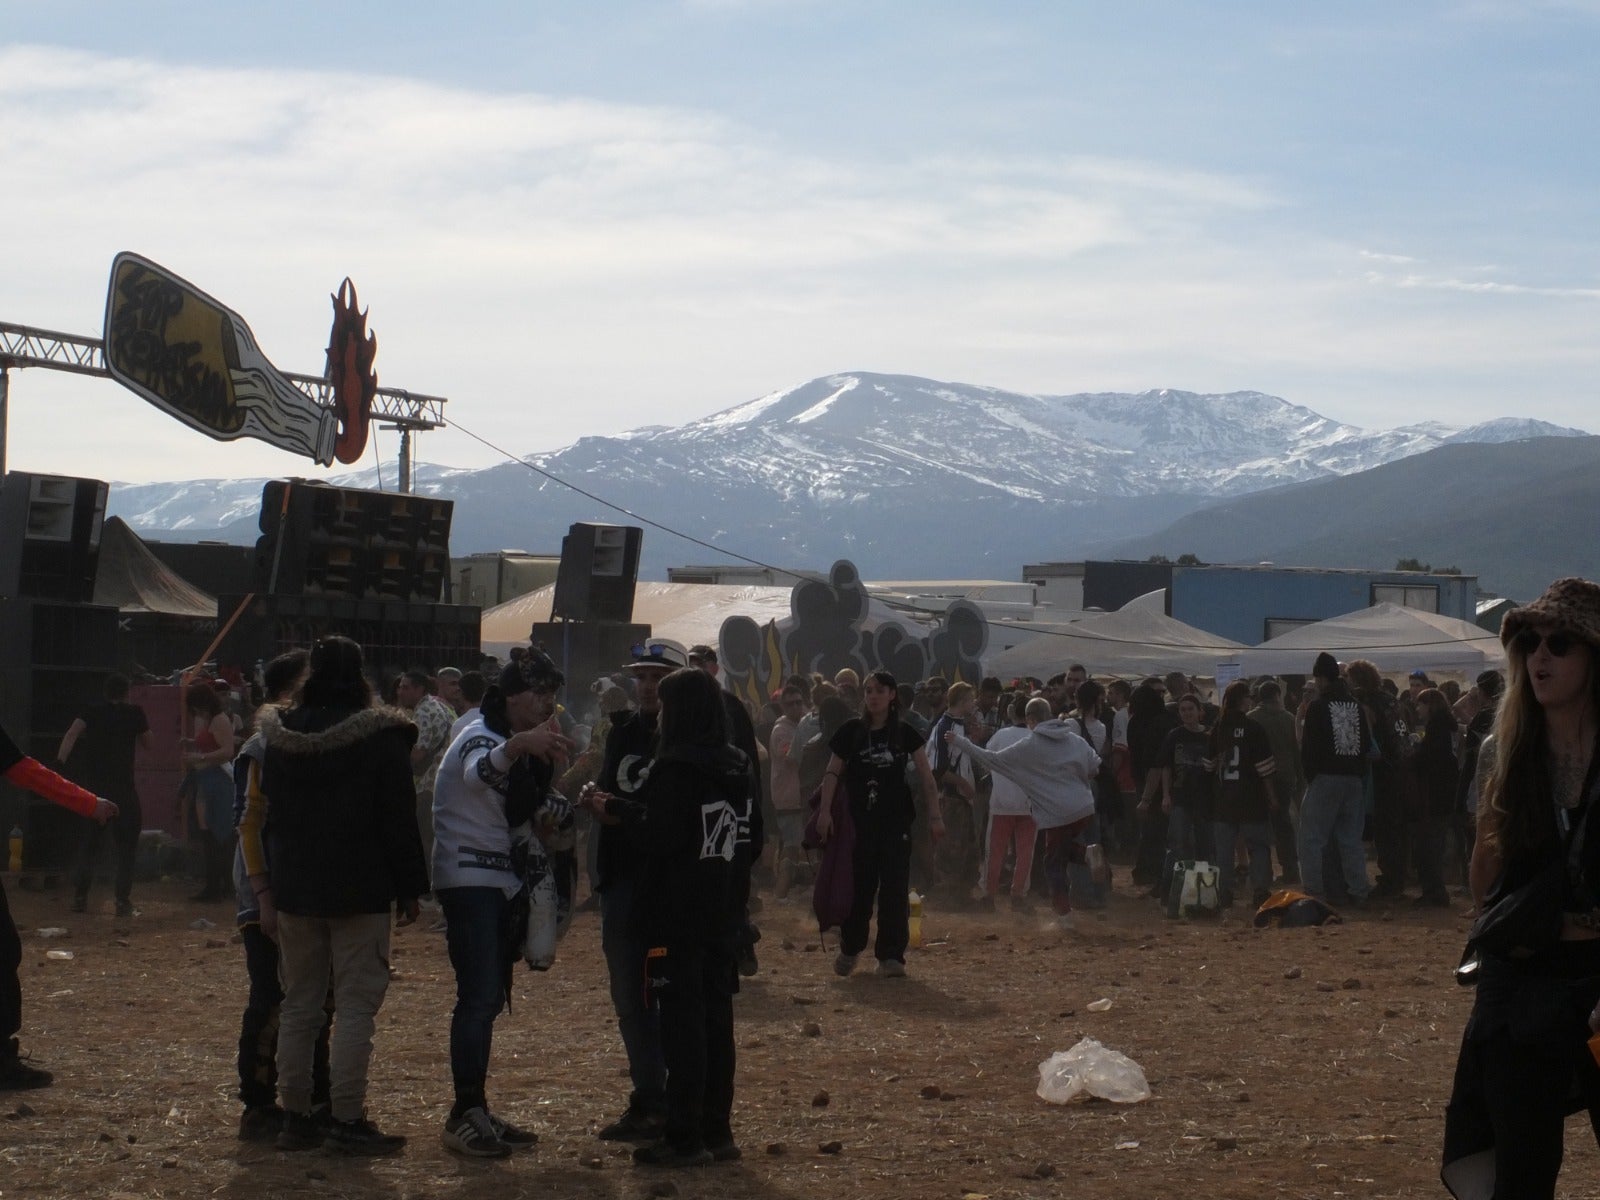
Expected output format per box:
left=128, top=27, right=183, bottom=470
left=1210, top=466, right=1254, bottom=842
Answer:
left=326, top=278, right=378, bottom=464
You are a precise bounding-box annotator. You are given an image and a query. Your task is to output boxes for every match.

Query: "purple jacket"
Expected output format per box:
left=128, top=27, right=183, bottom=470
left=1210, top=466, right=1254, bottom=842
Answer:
left=803, top=780, right=856, bottom=932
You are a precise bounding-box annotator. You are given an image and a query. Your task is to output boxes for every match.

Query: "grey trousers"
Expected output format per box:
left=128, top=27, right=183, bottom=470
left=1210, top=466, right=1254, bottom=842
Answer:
left=276, top=911, right=392, bottom=1121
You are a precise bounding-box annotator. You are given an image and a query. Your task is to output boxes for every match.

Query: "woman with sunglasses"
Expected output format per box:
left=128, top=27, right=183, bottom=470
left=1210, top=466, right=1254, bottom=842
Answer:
left=1443, top=578, right=1600, bottom=1198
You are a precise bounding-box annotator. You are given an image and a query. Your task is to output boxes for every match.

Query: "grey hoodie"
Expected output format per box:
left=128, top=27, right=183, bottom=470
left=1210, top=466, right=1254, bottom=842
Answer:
left=949, top=719, right=1099, bottom=830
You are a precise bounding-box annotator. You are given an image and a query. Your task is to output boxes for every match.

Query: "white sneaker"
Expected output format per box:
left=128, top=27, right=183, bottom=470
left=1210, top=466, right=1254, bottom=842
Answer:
left=1056, top=913, right=1078, bottom=932
left=832, top=952, right=858, bottom=977
left=877, top=958, right=907, bottom=978
left=442, top=1106, right=512, bottom=1159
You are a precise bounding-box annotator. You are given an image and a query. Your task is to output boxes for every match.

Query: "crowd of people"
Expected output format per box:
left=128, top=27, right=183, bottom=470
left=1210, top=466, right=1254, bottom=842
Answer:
left=10, top=581, right=1600, bottom=1192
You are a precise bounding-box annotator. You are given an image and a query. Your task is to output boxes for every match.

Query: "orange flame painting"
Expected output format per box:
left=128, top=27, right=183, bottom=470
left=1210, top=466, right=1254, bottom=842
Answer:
left=326, top=278, right=377, bottom=464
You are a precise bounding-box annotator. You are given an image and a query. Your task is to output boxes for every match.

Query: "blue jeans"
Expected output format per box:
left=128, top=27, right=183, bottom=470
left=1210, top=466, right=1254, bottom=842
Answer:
left=1298, top=774, right=1370, bottom=901
left=600, top=879, right=666, bottom=1115
left=1159, top=806, right=1216, bottom=900
left=438, top=886, right=511, bottom=1113
left=1212, top=820, right=1273, bottom=905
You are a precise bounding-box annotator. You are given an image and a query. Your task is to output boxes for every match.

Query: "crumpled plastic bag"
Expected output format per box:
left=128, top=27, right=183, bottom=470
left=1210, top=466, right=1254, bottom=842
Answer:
left=1037, top=1037, right=1150, bottom=1104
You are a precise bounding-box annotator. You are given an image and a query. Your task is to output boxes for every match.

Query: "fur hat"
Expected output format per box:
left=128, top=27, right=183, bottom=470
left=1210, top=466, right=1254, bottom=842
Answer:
left=1500, top=577, right=1600, bottom=650
left=1312, top=651, right=1341, bottom=681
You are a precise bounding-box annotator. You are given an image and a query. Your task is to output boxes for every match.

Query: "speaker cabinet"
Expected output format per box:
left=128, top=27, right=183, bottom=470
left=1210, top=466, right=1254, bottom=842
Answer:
left=254, top=480, right=453, bottom=602
left=528, top=620, right=650, bottom=710
left=551, top=523, right=642, bottom=622
left=216, top=593, right=481, bottom=686
left=0, top=471, right=109, bottom=602
left=0, top=597, right=119, bottom=868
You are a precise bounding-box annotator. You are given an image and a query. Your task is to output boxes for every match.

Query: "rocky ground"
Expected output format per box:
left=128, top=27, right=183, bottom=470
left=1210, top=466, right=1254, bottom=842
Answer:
left=2, top=874, right=1593, bottom=1199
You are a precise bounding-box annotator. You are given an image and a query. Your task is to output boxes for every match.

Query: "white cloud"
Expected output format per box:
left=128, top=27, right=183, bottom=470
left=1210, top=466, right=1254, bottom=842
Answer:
left=0, top=42, right=1595, bottom=483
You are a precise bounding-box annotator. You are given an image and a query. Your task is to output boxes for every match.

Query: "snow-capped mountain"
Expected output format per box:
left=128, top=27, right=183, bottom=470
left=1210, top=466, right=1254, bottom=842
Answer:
left=107, top=372, right=1590, bottom=580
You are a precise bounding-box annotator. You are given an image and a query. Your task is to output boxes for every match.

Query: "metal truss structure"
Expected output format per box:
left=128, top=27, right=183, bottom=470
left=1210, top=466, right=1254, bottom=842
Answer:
left=0, top=320, right=446, bottom=431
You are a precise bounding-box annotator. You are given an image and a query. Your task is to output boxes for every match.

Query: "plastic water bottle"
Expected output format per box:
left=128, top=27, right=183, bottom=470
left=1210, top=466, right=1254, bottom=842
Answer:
left=8, top=826, right=21, bottom=873
left=908, top=890, right=923, bottom=948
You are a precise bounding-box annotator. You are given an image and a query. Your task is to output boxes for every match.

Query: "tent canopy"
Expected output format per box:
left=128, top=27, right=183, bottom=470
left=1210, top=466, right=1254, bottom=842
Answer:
left=1234, top=602, right=1506, bottom=677
left=983, top=607, right=1246, bottom=681
left=93, top=516, right=217, bottom=618
left=481, top=582, right=799, bottom=658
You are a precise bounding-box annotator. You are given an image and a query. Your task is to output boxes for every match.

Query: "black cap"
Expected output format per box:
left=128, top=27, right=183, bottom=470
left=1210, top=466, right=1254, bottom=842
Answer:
left=1312, top=652, right=1340, bottom=681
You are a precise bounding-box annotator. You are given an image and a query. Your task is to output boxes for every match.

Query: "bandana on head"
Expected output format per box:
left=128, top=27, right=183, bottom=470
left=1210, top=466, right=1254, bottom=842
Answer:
left=500, top=648, right=564, bottom=697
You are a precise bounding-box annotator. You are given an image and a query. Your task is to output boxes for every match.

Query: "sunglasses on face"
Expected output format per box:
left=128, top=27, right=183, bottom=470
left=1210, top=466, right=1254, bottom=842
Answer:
left=1513, top=629, right=1577, bottom=658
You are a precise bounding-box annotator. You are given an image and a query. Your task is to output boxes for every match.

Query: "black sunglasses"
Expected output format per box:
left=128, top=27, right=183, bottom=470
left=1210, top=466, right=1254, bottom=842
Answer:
left=1512, top=629, right=1577, bottom=658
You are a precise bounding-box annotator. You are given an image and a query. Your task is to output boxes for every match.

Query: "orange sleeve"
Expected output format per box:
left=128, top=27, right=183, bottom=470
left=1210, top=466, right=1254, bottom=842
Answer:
left=3, top=757, right=99, bottom=817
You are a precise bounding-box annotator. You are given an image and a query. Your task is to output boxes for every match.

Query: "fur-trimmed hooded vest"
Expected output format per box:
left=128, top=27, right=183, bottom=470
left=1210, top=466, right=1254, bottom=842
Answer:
left=259, top=704, right=430, bottom=917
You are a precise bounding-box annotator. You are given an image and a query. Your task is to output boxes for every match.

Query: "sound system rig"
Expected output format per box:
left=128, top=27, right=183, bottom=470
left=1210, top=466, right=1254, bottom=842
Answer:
left=540, top=522, right=647, bottom=697
left=217, top=480, right=481, bottom=684
left=0, top=470, right=117, bottom=868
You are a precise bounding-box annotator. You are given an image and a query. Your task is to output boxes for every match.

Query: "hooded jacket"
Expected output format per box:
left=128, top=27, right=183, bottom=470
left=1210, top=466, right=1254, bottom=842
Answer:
left=611, top=743, right=752, bottom=949
left=949, top=719, right=1099, bottom=830
left=259, top=704, right=430, bottom=918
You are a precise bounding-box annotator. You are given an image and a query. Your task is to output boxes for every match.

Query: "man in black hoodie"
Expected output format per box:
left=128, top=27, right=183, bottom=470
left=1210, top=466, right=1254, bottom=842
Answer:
left=1297, top=652, right=1372, bottom=905
left=586, top=641, right=686, bottom=1144
left=607, top=666, right=751, bottom=1167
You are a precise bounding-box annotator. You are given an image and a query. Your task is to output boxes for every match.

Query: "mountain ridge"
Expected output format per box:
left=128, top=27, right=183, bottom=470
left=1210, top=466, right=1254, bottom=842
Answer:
left=104, top=372, right=1590, bottom=588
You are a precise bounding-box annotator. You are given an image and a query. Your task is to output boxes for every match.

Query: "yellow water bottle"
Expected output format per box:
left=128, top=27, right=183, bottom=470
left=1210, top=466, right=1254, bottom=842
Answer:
left=8, top=825, right=23, bottom=873
left=908, top=890, right=923, bottom=949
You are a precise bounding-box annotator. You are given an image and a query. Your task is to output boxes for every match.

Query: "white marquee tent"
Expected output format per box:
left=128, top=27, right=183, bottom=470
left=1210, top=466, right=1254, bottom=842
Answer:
left=983, top=607, right=1247, bottom=681
left=480, top=581, right=920, bottom=660
left=1233, top=602, right=1506, bottom=678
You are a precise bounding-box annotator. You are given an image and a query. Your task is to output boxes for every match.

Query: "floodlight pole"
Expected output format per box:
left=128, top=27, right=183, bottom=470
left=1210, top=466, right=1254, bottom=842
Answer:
left=0, top=366, right=9, bottom=478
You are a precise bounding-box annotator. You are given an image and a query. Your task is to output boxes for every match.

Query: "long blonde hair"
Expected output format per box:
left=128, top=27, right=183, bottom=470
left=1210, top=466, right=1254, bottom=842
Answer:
left=1482, top=636, right=1600, bottom=858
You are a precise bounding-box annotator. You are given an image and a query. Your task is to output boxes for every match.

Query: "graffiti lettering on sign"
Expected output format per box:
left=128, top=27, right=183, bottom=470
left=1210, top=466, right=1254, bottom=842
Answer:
left=718, top=560, right=990, bottom=708
left=103, top=252, right=339, bottom=465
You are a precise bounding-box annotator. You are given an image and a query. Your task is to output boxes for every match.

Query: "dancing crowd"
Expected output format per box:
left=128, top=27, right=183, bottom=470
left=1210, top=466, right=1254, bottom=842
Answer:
left=9, top=577, right=1600, bottom=1196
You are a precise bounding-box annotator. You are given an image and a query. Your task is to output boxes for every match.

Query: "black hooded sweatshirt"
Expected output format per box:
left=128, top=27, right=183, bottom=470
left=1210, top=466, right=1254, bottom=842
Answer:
left=611, top=743, right=751, bottom=950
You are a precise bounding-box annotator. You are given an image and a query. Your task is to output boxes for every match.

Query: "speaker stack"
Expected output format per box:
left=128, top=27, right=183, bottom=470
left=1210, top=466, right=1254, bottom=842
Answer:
left=0, top=471, right=119, bottom=868
left=219, top=480, right=480, bottom=686
left=540, top=523, right=646, bottom=697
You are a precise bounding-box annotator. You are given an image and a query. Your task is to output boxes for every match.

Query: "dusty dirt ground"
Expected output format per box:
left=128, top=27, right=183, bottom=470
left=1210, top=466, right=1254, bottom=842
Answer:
left=3, top=872, right=1596, bottom=1200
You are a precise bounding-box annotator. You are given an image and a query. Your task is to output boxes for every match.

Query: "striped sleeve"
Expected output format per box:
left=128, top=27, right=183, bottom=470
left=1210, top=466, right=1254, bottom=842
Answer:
left=237, top=756, right=270, bottom=878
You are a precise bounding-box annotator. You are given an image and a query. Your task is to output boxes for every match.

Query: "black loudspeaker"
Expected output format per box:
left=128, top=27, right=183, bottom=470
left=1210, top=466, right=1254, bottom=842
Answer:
left=529, top=620, right=649, bottom=705
left=0, top=597, right=118, bottom=868
left=551, top=523, right=642, bottom=622
left=0, top=471, right=109, bottom=603
left=254, top=481, right=453, bottom=602
left=216, top=593, right=482, bottom=686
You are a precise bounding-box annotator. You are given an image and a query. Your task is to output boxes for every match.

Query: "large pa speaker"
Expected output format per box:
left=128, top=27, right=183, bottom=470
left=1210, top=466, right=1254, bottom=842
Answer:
left=551, top=523, right=642, bottom=622
left=0, top=471, right=109, bottom=603
left=529, top=620, right=650, bottom=709
left=216, top=592, right=482, bottom=686
left=254, top=480, right=453, bottom=602
left=0, top=597, right=118, bottom=868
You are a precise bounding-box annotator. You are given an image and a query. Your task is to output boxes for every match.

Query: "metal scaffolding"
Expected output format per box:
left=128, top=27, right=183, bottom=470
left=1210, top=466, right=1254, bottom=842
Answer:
left=0, top=320, right=447, bottom=485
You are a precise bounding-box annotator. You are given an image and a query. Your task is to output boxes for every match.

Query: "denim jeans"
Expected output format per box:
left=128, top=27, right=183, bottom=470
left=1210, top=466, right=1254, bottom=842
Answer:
left=1212, top=819, right=1273, bottom=905
left=1159, top=805, right=1217, bottom=901
left=1298, top=774, right=1370, bottom=901
left=438, top=886, right=511, bottom=1113
left=599, top=879, right=666, bottom=1115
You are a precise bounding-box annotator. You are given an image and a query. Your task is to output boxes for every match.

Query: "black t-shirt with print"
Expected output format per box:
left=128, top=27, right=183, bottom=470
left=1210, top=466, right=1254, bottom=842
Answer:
left=1158, top=726, right=1214, bottom=815
left=830, top=718, right=923, bottom=826
left=1211, top=716, right=1276, bottom=824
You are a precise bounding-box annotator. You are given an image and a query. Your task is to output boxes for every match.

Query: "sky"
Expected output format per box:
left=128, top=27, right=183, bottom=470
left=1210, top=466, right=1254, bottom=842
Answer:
left=1, top=1, right=1597, bottom=485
